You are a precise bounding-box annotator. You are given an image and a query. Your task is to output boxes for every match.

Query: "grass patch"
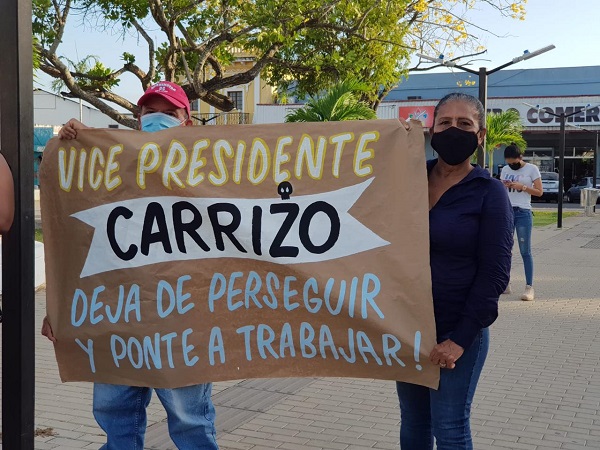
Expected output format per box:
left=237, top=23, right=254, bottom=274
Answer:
left=533, top=211, right=579, bottom=227
left=35, top=228, right=44, bottom=242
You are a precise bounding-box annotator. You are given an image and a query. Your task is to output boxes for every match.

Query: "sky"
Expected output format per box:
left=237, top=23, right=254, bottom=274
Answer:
left=36, top=0, right=600, bottom=105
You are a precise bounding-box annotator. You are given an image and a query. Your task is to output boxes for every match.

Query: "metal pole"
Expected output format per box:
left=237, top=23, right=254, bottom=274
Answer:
left=594, top=131, right=598, bottom=187
left=477, top=67, right=487, bottom=168
left=594, top=131, right=598, bottom=213
left=0, top=0, right=35, bottom=448
left=79, top=98, right=83, bottom=122
left=417, top=47, right=554, bottom=170
left=557, top=114, right=566, bottom=228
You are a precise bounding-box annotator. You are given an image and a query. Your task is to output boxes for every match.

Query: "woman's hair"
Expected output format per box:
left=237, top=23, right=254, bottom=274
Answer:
left=433, top=92, right=485, bottom=129
left=504, top=143, right=522, bottom=159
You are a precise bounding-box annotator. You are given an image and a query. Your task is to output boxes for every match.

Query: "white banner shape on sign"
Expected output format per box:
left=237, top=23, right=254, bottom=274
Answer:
left=74, top=178, right=389, bottom=277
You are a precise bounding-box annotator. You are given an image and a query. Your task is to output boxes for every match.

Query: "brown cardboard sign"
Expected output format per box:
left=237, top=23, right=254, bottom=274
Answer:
left=40, top=119, right=439, bottom=388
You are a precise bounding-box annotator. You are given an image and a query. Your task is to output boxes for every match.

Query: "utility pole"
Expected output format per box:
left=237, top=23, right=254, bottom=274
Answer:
left=0, top=0, right=35, bottom=448
left=418, top=45, right=555, bottom=169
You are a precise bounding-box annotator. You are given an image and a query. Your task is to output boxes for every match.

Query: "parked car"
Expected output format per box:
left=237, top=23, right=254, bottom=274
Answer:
left=539, top=172, right=561, bottom=202
left=565, top=177, right=600, bottom=203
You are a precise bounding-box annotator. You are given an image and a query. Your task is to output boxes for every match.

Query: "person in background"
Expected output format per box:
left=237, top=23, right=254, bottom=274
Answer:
left=396, top=92, right=513, bottom=450
left=0, top=152, right=15, bottom=323
left=500, top=144, right=543, bottom=301
left=41, top=81, right=219, bottom=450
left=34, top=154, right=43, bottom=187
left=0, top=153, right=14, bottom=234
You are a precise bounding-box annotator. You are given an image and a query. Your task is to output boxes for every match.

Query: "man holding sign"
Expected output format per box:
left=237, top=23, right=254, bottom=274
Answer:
left=42, top=81, right=219, bottom=450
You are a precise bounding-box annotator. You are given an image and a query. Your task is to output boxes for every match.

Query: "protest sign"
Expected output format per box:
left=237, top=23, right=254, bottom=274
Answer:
left=40, top=119, right=439, bottom=388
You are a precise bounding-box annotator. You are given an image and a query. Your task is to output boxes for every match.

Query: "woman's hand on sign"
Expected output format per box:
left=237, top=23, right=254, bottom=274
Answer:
left=398, top=118, right=412, bottom=131
left=58, top=118, right=89, bottom=140
left=41, top=316, right=56, bottom=343
left=429, top=339, right=464, bottom=369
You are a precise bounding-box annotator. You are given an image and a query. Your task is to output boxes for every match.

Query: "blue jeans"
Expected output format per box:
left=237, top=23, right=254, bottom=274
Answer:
left=396, top=328, right=489, bottom=450
left=513, top=207, right=533, bottom=286
left=93, top=383, right=218, bottom=450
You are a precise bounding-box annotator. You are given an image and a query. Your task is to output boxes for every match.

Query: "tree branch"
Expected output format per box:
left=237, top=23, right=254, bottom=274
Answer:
left=48, top=0, right=71, bottom=56
left=40, top=48, right=138, bottom=128
left=408, top=49, right=488, bottom=72
left=131, top=19, right=155, bottom=88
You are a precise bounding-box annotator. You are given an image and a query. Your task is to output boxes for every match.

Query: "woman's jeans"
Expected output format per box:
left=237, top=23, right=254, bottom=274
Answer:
left=396, top=328, right=490, bottom=450
left=93, top=382, right=218, bottom=450
left=513, top=207, right=534, bottom=286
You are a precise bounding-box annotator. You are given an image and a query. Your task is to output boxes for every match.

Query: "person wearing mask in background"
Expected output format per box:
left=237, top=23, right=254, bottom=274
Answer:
left=396, top=92, right=513, bottom=450
left=0, top=152, right=15, bottom=323
left=0, top=153, right=14, bottom=234
left=41, top=81, right=219, bottom=450
left=500, top=144, right=543, bottom=301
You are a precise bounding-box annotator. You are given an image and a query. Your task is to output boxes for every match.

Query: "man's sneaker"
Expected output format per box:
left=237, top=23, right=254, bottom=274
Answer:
left=521, top=285, right=535, bottom=301
left=503, top=283, right=512, bottom=295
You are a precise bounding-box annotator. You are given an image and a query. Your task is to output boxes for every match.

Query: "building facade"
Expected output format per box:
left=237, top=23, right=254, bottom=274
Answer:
left=191, top=49, right=276, bottom=126
left=254, top=66, right=600, bottom=184
left=34, top=89, right=123, bottom=129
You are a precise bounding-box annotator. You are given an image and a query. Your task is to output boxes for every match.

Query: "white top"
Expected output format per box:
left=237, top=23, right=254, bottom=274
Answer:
left=500, top=163, right=541, bottom=210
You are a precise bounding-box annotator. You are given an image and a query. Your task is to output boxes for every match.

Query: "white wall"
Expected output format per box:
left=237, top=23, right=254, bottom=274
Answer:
left=253, top=104, right=301, bottom=124
left=34, top=90, right=129, bottom=129
left=254, top=96, right=600, bottom=132
left=253, top=101, right=430, bottom=124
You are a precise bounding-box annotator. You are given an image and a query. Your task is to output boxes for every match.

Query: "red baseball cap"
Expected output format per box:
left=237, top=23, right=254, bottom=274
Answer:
left=137, top=81, right=191, bottom=118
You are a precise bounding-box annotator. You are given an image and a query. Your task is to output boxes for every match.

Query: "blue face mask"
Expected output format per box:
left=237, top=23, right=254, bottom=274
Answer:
left=140, top=112, right=183, bottom=132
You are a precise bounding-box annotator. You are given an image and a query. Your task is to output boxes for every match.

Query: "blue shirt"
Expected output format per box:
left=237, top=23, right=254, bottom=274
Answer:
left=428, top=160, right=513, bottom=350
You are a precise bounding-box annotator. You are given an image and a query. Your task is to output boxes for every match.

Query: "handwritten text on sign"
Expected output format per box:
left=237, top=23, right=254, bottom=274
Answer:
left=40, top=120, right=439, bottom=389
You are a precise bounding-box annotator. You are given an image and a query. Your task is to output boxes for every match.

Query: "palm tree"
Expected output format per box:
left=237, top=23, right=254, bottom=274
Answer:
left=285, top=79, right=377, bottom=123
left=485, top=109, right=528, bottom=172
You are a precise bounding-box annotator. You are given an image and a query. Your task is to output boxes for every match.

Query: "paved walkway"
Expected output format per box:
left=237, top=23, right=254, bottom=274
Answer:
left=2, top=212, right=600, bottom=449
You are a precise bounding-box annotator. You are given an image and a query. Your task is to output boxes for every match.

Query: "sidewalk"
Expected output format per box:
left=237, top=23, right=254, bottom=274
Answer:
left=3, top=212, right=600, bottom=449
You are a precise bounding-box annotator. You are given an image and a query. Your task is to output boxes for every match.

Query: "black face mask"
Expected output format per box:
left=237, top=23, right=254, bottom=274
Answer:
left=508, top=162, right=522, bottom=171
left=431, top=126, right=479, bottom=166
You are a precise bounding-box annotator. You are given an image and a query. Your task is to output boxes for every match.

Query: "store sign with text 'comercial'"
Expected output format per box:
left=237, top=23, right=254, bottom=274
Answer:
left=486, top=97, right=600, bottom=128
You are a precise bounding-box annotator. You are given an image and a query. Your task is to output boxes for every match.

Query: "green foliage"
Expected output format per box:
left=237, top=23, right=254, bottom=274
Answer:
left=32, top=0, right=55, bottom=46
left=51, top=55, right=119, bottom=92
left=285, top=79, right=377, bottom=123
left=32, top=0, right=527, bottom=123
left=33, top=37, right=41, bottom=74
left=121, top=52, right=136, bottom=64
left=486, top=109, right=527, bottom=152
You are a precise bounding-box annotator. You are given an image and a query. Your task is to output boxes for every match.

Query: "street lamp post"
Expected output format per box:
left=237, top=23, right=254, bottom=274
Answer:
left=417, top=45, right=555, bottom=168
left=525, top=103, right=599, bottom=228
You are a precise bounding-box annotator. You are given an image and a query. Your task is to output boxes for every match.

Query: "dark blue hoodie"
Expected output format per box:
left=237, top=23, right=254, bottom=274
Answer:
left=427, top=159, right=513, bottom=350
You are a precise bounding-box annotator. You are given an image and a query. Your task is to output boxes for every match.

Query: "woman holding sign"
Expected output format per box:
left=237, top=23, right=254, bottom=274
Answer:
left=396, top=93, right=513, bottom=450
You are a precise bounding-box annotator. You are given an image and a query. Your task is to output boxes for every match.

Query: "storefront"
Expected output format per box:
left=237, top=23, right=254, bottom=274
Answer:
left=384, top=65, right=600, bottom=184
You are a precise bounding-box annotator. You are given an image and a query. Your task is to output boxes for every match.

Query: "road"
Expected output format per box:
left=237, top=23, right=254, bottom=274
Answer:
left=531, top=201, right=583, bottom=210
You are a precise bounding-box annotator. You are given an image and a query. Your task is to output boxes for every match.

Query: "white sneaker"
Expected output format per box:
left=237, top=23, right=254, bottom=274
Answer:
left=521, top=285, right=535, bottom=301
left=503, top=283, right=512, bottom=295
